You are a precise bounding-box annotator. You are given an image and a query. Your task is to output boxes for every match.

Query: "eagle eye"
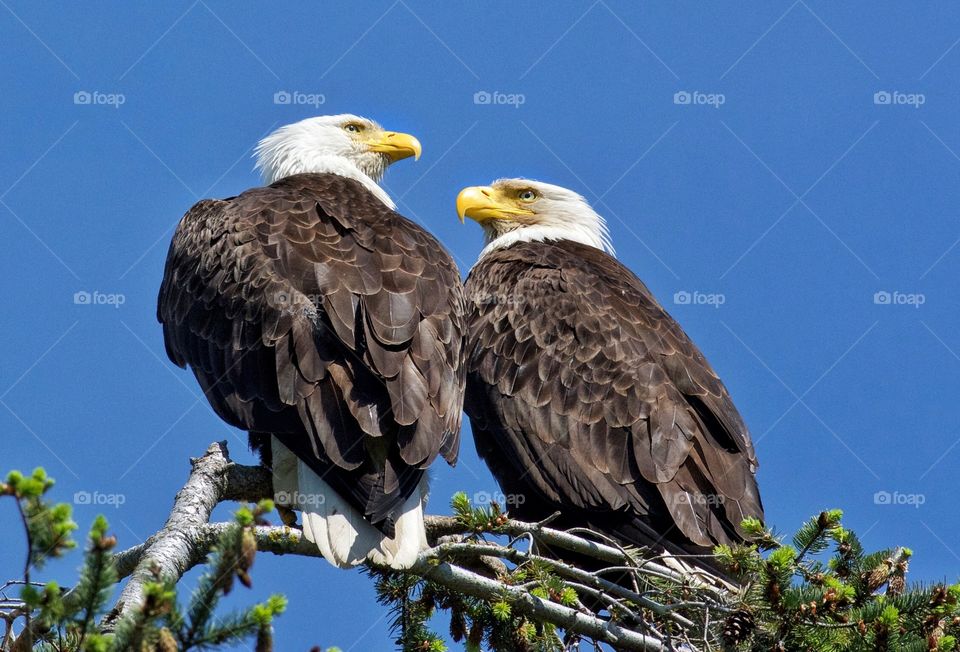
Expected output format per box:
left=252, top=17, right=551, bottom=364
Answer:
left=517, top=189, right=538, bottom=202
left=343, top=123, right=364, bottom=133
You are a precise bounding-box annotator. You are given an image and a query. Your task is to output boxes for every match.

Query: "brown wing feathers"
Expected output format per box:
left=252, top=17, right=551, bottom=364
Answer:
left=464, top=239, right=762, bottom=558
left=158, top=173, right=465, bottom=535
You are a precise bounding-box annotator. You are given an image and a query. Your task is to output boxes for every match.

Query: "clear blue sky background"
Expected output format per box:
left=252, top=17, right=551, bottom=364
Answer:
left=2, top=2, right=960, bottom=650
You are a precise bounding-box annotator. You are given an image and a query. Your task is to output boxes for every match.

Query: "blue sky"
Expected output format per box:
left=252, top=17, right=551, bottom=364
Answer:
left=2, top=2, right=960, bottom=650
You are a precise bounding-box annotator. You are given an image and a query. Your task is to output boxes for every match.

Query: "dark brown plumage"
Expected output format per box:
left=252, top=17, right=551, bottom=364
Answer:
left=158, top=172, right=465, bottom=536
left=464, top=239, right=762, bottom=562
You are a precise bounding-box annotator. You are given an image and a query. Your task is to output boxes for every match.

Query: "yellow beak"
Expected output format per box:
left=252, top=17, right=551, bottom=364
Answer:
left=366, top=131, right=422, bottom=162
left=456, top=186, right=534, bottom=223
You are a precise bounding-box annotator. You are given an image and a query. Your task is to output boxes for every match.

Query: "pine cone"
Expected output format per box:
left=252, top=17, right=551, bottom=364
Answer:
left=888, top=572, right=906, bottom=597
left=157, top=628, right=179, bottom=652
left=722, top=608, right=756, bottom=647
left=449, top=607, right=466, bottom=642
left=928, top=585, right=947, bottom=609
left=865, top=564, right=889, bottom=592
left=467, top=619, right=485, bottom=649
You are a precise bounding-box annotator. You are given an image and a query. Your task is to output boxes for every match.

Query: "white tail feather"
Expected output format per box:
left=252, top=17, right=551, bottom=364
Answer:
left=272, top=439, right=427, bottom=570
left=271, top=439, right=300, bottom=503
left=366, top=489, right=428, bottom=568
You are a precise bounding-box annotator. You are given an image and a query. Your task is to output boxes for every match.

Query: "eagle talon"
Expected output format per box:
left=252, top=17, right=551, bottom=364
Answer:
left=277, top=504, right=299, bottom=528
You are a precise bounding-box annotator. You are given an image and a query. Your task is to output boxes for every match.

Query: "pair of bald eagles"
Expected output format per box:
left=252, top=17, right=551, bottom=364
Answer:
left=158, top=114, right=763, bottom=572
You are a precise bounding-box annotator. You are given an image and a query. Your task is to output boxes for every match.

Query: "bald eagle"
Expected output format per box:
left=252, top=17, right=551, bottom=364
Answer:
left=158, top=115, right=465, bottom=569
left=457, top=179, right=763, bottom=567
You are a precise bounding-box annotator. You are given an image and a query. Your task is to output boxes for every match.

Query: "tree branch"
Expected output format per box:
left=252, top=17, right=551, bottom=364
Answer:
left=102, top=441, right=237, bottom=629
left=108, top=523, right=669, bottom=651
left=14, top=442, right=730, bottom=651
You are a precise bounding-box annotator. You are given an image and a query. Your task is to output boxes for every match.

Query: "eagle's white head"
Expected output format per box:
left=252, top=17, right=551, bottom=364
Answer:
left=456, top=178, right=614, bottom=258
left=255, top=114, right=422, bottom=208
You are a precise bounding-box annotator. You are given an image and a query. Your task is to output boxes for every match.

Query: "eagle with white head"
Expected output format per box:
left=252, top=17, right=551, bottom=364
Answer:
left=458, top=178, right=763, bottom=571
left=158, top=115, right=466, bottom=569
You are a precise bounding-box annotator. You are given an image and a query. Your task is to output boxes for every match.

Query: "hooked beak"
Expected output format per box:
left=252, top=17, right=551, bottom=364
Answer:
left=366, top=131, right=422, bottom=162
left=456, top=186, right=534, bottom=224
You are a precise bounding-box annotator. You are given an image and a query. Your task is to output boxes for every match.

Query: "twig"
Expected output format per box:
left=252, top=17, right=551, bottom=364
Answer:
left=10, top=442, right=735, bottom=651
left=415, top=556, right=665, bottom=651
left=430, top=541, right=698, bottom=629
left=13, top=497, right=31, bottom=652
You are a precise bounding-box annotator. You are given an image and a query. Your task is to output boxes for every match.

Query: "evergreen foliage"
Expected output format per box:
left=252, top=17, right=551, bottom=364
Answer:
left=373, top=496, right=960, bottom=651
left=1, top=469, right=286, bottom=651
left=6, top=466, right=960, bottom=651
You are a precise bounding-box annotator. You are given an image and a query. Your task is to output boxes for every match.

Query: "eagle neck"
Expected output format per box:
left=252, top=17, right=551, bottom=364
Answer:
left=477, top=224, right=614, bottom=262
left=268, top=156, right=395, bottom=210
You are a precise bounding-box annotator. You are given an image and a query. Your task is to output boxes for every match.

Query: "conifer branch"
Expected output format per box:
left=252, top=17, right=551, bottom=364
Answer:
left=7, top=443, right=959, bottom=651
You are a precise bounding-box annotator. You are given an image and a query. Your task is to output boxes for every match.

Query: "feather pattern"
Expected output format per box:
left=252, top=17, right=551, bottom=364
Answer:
left=158, top=173, right=466, bottom=566
left=464, top=239, right=762, bottom=563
